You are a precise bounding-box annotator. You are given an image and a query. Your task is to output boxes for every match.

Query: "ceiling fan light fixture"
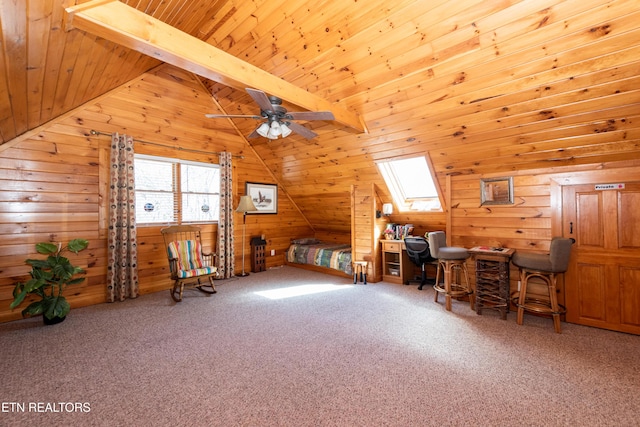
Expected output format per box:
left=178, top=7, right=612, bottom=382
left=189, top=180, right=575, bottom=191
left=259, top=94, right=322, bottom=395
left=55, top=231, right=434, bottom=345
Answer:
left=267, top=121, right=282, bottom=139
left=206, top=89, right=329, bottom=140
left=256, top=122, right=270, bottom=138
left=280, top=122, right=292, bottom=138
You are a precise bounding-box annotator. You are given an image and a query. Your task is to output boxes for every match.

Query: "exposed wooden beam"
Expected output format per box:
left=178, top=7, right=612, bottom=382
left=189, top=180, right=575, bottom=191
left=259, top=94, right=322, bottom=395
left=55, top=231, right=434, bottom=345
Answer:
left=63, top=0, right=367, bottom=134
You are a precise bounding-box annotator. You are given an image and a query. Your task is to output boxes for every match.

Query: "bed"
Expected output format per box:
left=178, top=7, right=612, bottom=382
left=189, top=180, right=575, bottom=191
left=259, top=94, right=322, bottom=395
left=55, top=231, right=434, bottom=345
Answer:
left=285, top=239, right=353, bottom=277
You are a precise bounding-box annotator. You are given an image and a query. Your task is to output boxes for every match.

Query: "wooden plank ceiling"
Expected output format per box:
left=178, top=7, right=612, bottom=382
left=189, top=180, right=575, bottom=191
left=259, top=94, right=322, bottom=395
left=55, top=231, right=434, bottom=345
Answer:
left=2, top=0, right=640, bottom=228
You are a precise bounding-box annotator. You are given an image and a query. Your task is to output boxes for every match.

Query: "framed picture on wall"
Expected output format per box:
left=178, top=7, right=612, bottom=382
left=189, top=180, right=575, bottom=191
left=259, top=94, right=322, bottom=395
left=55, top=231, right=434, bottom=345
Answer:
left=480, top=176, right=514, bottom=205
left=246, top=182, right=278, bottom=214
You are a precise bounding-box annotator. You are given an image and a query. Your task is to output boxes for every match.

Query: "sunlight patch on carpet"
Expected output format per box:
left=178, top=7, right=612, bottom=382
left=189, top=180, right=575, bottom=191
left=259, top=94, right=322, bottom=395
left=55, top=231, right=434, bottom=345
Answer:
left=255, top=284, right=354, bottom=300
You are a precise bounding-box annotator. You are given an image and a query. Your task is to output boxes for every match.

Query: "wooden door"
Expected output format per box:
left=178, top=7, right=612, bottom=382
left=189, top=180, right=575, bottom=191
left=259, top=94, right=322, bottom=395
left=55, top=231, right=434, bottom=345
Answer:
left=562, top=183, right=640, bottom=334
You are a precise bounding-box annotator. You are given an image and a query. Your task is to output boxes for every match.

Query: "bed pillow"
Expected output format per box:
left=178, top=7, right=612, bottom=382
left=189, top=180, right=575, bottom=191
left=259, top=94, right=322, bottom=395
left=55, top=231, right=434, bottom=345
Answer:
left=292, top=238, right=321, bottom=245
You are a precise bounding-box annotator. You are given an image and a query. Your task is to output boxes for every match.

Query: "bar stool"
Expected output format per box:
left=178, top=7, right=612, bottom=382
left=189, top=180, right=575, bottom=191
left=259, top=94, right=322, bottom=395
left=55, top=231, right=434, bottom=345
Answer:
left=428, top=231, right=473, bottom=311
left=511, top=237, right=574, bottom=333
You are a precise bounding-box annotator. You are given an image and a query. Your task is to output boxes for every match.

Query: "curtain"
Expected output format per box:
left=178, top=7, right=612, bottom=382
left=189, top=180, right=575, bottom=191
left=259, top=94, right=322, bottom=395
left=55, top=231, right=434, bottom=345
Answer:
left=217, top=152, right=235, bottom=278
left=107, top=133, right=139, bottom=302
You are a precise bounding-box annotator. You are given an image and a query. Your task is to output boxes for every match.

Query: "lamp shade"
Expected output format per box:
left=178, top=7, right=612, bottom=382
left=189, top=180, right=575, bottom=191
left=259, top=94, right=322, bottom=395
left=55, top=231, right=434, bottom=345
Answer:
left=236, top=195, right=257, bottom=213
left=256, top=122, right=270, bottom=138
left=267, top=121, right=282, bottom=139
left=280, top=122, right=292, bottom=137
left=382, top=203, right=393, bottom=215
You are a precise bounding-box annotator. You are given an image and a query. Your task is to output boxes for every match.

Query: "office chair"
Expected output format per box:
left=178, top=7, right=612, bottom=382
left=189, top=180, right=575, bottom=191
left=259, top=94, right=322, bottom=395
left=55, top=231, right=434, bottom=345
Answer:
left=404, top=237, right=435, bottom=290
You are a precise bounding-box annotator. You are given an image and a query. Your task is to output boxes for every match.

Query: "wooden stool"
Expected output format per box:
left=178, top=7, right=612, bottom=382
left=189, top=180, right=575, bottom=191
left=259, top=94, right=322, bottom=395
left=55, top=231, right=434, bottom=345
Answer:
left=433, top=258, right=473, bottom=311
left=515, top=268, right=567, bottom=333
left=428, top=231, right=474, bottom=311
left=511, top=237, right=574, bottom=333
left=352, top=258, right=370, bottom=284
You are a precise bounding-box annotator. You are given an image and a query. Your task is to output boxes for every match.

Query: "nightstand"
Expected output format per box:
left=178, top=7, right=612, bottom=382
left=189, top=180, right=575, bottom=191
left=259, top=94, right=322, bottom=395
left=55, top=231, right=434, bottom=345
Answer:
left=380, top=240, right=411, bottom=284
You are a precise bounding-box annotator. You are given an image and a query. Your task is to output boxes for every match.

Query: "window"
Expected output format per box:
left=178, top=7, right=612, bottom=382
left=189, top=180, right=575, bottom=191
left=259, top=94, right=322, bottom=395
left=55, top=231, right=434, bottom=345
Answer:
left=376, top=156, right=442, bottom=212
left=134, top=155, right=220, bottom=225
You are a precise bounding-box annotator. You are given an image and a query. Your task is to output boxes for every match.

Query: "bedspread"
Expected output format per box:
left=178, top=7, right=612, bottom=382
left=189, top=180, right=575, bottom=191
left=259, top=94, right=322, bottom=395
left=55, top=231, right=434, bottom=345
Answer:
left=286, top=243, right=353, bottom=275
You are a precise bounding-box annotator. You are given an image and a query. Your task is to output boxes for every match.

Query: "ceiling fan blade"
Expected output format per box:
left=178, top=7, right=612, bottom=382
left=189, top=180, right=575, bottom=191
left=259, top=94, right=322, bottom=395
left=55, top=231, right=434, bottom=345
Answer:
left=286, top=121, right=318, bottom=139
left=246, top=88, right=275, bottom=112
left=247, top=122, right=269, bottom=139
left=287, top=111, right=335, bottom=121
left=205, top=114, right=262, bottom=119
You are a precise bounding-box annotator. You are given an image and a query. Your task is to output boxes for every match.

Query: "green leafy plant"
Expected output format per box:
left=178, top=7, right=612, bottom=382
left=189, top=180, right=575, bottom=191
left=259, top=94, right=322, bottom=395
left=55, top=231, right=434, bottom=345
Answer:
left=10, top=239, right=89, bottom=321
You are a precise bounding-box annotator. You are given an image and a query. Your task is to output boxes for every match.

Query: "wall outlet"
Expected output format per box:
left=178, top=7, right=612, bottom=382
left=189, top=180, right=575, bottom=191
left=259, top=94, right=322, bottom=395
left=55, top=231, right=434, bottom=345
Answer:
left=270, top=249, right=276, bottom=256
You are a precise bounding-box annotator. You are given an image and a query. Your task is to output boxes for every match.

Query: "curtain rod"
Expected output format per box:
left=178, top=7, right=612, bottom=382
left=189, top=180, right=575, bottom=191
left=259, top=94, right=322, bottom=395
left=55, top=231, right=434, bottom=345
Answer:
left=89, top=130, right=244, bottom=159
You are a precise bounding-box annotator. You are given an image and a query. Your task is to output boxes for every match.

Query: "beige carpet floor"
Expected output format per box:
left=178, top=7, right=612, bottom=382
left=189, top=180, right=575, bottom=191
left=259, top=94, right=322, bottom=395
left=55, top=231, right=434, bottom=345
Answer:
left=1, top=266, right=638, bottom=426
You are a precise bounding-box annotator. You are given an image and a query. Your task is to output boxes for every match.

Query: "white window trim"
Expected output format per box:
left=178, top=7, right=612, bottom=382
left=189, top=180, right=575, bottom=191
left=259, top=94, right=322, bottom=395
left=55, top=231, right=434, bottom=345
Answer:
left=134, top=154, right=220, bottom=225
left=376, top=155, right=443, bottom=213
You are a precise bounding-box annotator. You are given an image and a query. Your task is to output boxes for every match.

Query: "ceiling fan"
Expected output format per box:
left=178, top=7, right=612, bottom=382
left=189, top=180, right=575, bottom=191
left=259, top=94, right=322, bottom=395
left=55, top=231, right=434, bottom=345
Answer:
left=206, top=88, right=335, bottom=140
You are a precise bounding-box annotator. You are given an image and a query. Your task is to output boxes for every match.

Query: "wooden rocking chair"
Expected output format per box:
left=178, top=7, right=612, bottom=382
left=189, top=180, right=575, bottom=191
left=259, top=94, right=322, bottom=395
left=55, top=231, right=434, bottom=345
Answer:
left=161, top=225, right=218, bottom=302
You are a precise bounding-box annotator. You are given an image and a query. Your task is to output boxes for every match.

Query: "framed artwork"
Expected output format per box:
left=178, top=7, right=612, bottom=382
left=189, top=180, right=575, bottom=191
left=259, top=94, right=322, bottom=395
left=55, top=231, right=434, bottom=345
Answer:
left=246, top=182, right=278, bottom=214
left=480, top=176, right=514, bottom=205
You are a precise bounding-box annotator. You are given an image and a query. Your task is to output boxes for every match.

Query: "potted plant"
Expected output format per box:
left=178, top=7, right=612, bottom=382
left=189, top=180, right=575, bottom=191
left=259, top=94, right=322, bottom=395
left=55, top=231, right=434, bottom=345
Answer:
left=10, top=239, right=89, bottom=325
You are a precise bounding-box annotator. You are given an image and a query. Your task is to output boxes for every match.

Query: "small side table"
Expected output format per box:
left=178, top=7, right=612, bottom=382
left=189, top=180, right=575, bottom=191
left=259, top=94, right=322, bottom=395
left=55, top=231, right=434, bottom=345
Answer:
left=352, top=260, right=369, bottom=284
left=380, top=240, right=410, bottom=284
left=250, top=237, right=267, bottom=273
left=468, top=247, right=515, bottom=320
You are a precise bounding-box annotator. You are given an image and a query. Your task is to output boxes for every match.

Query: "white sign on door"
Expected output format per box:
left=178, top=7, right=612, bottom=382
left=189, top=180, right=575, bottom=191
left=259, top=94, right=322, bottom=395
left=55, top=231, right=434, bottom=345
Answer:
left=594, top=183, right=625, bottom=191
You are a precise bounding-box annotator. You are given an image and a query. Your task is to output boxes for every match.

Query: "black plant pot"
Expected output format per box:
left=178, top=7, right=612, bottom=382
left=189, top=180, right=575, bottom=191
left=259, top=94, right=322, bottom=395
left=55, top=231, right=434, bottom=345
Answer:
left=43, top=315, right=66, bottom=325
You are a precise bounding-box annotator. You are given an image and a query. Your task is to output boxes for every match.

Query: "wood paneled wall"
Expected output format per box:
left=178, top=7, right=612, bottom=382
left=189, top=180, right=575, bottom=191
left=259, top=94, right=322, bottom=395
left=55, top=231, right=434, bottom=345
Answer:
left=383, top=212, right=448, bottom=240
left=1, top=62, right=638, bottom=326
left=350, top=184, right=388, bottom=282
left=205, top=0, right=640, bottom=240
left=448, top=160, right=640, bottom=305
left=0, top=128, right=105, bottom=317
left=0, top=64, right=313, bottom=323
left=3, top=0, right=640, bottom=330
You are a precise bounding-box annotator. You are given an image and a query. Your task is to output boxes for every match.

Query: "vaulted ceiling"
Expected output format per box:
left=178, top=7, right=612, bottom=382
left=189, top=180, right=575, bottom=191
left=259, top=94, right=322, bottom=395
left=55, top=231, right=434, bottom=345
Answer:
left=3, top=0, right=640, bottom=221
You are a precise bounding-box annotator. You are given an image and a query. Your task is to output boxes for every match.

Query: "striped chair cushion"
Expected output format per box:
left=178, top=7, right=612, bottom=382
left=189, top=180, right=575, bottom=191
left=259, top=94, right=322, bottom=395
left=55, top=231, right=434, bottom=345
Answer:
left=167, top=240, right=206, bottom=271
left=176, top=266, right=217, bottom=278
left=167, top=240, right=218, bottom=278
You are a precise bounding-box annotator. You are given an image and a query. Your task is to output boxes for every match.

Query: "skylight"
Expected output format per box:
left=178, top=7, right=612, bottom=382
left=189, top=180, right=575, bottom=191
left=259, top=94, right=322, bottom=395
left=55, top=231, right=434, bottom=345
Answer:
left=377, top=156, right=442, bottom=212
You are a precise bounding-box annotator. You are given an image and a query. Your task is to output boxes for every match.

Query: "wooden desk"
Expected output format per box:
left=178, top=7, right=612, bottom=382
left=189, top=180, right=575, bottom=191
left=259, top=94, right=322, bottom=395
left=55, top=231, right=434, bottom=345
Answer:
left=468, top=247, right=515, bottom=320
left=380, top=240, right=411, bottom=284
